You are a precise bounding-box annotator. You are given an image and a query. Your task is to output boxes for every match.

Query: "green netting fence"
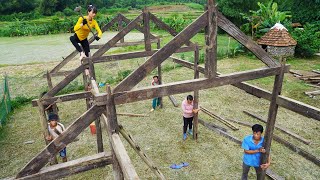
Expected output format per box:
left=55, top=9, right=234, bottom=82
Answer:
left=0, top=75, right=12, bottom=127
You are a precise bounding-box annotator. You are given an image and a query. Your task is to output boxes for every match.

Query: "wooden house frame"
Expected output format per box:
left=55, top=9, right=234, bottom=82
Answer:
left=10, top=1, right=319, bottom=179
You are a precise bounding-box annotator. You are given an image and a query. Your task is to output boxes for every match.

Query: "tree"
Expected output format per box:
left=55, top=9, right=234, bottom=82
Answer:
left=241, top=1, right=291, bottom=39
left=291, top=0, right=320, bottom=24
left=0, top=0, right=37, bottom=14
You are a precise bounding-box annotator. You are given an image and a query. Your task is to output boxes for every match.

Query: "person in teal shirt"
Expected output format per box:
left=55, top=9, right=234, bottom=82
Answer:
left=241, top=124, right=271, bottom=180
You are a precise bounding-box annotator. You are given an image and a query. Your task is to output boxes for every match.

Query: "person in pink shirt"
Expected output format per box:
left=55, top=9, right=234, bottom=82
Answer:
left=181, top=95, right=199, bottom=140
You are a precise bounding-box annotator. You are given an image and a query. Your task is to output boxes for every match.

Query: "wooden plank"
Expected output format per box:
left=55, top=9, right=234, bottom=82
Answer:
left=243, top=111, right=311, bottom=145
left=143, top=8, right=152, bottom=51
left=117, top=113, right=149, bottom=117
left=149, top=13, right=193, bottom=46
left=200, top=106, right=239, bottom=130
left=171, top=56, right=205, bottom=73
left=227, top=118, right=320, bottom=167
left=111, top=133, right=140, bottom=180
left=44, top=65, right=86, bottom=98
left=113, top=66, right=289, bottom=105
left=168, top=95, right=179, bottom=107
left=171, top=58, right=320, bottom=121
left=32, top=92, right=92, bottom=107
left=16, top=105, right=105, bottom=178
left=157, top=40, right=163, bottom=108
left=118, top=125, right=166, bottom=179
left=217, top=11, right=279, bottom=68
left=199, top=118, right=283, bottom=180
left=205, top=0, right=218, bottom=78
left=104, top=85, right=124, bottom=179
left=120, top=14, right=157, bottom=39
left=93, top=14, right=143, bottom=58
left=89, top=46, right=196, bottom=64
left=198, top=118, right=227, bottom=132
left=113, top=11, right=208, bottom=93
left=260, top=64, right=285, bottom=179
left=15, top=152, right=112, bottom=180
left=312, top=70, right=320, bottom=74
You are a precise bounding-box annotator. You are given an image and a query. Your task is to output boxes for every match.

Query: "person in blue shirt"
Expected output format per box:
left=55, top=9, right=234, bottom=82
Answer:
left=241, top=124, right=271, bottom=180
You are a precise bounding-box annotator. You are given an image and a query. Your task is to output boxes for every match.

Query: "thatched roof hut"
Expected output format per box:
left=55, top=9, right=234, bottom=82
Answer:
left=257, top=23, right=297, bottom=57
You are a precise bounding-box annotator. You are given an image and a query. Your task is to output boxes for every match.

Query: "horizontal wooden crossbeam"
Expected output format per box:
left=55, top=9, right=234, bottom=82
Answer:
left=32, top=92, right=91, bottom=107
left=90, top=38, right=159, bottom=49
left=113, top=66, right=289, bottom=105
left=12, top=152, right=112, bottom=180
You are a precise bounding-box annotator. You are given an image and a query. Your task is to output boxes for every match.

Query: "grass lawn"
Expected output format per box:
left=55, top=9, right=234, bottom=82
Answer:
left=0, top=30, right=319, bottom=179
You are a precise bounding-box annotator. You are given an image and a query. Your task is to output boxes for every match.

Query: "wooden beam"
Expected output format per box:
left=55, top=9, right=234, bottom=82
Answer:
left=117, top=113, right=149, bottom=117
left=200, top=106, right=239, bottom=130
left=217, top=11, right=279, bottom=68
left=16, top=105, right=105, bottom=178
left=88, top=46, right=196, bottom=64
left=90, top=39, right=159, bottom=49
left=157, top=40, right=163, bottom=108
left=233, top=82, right=320, bottom=121
left=93, top=14, right=144, bottom=58
left=227, top=118, right=320, bottom=167
left=111, top=133, right=140, bottom=180
left=198, top=118, right=228, bottom=132
left=15, top=152, right=112, bottom=180
left=120, top=14, right=157, bottom=39
left=118, top=14, right=124, bottom=43
left=199, top=118, right=240, bottom=144
left=143, top=8, right=152, bottom=51
left=43, top=65, right=86, bottom=98
left=243, top=111, right=311, bottom=145
left=168, top=95, right=179, bottom=107
left=113, top=11, right=208, bottom=93
left=45, top=71, right=58, bottom=114
left=260, top=64, right=285, bottom=179
left=113, top=66, right=289, bottom=105
left=32, top=92, right=92, bottom=107
left=118, top=125, right=165, bottom=179
left=193, top=45, right=200, bottom=140
left=205, top=0, right=218, bottom=78
left=171, top=58, right=320, bottom=121
left=46, top=70, right=73, bottom=78
left=149, top=13, right=193, bottom=46
left=199, top=118, right=283, bottom=180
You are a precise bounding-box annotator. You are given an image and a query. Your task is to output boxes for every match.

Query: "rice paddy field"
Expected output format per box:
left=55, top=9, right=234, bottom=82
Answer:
left=0, top=28, right=319, bottom=179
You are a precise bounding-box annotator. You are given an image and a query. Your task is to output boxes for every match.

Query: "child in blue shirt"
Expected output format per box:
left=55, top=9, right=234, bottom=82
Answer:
left=241, top=124, right=270, bottom=180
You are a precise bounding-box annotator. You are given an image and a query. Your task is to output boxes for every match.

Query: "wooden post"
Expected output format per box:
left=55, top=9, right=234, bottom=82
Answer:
left=205, top=0, right=217, bottom=78
left=87, top=57, right=103, bottom=153
left=118, top=14, right=124, bottom=43
left=260, top=59, right=285, bottom=179
left=46, top=71, right=58, bottom=114
left=36, top=100, right=58, bottom=165
left=143, top=7, right=151, bottom=51
left=157, top=39, right=163, bottom=108
left=105, top=85, right=124, bottom=179
left=193, top=45, right=200, bottom=140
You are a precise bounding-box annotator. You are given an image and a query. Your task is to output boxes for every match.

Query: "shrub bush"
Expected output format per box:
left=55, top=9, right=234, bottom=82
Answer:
left=291, top=21, right=320, bottom=58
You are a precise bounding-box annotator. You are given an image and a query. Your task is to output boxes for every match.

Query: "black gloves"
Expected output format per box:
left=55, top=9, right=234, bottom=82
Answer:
left=95, top=36, right=100, bottom=41
left=82, top=19, right=87, bottom=25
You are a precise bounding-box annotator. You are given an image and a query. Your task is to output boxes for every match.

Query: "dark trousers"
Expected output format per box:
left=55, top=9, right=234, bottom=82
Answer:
left=241, top=162, right=262, bottom=180
left=183, top=116, right=193, bottom=133
left=70, top=33, right=90, bottom=57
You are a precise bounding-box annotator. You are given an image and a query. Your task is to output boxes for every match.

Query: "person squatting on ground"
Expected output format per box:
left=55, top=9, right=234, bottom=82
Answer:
left=241, top=124, right=271, bottom=180
left=150, top=75, right=161, bottom=112
left=181, top=95, right=199, bottom=140
left=70, top=5, right=102, bottom=60
left=46, top=113, right=68, bottom=162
